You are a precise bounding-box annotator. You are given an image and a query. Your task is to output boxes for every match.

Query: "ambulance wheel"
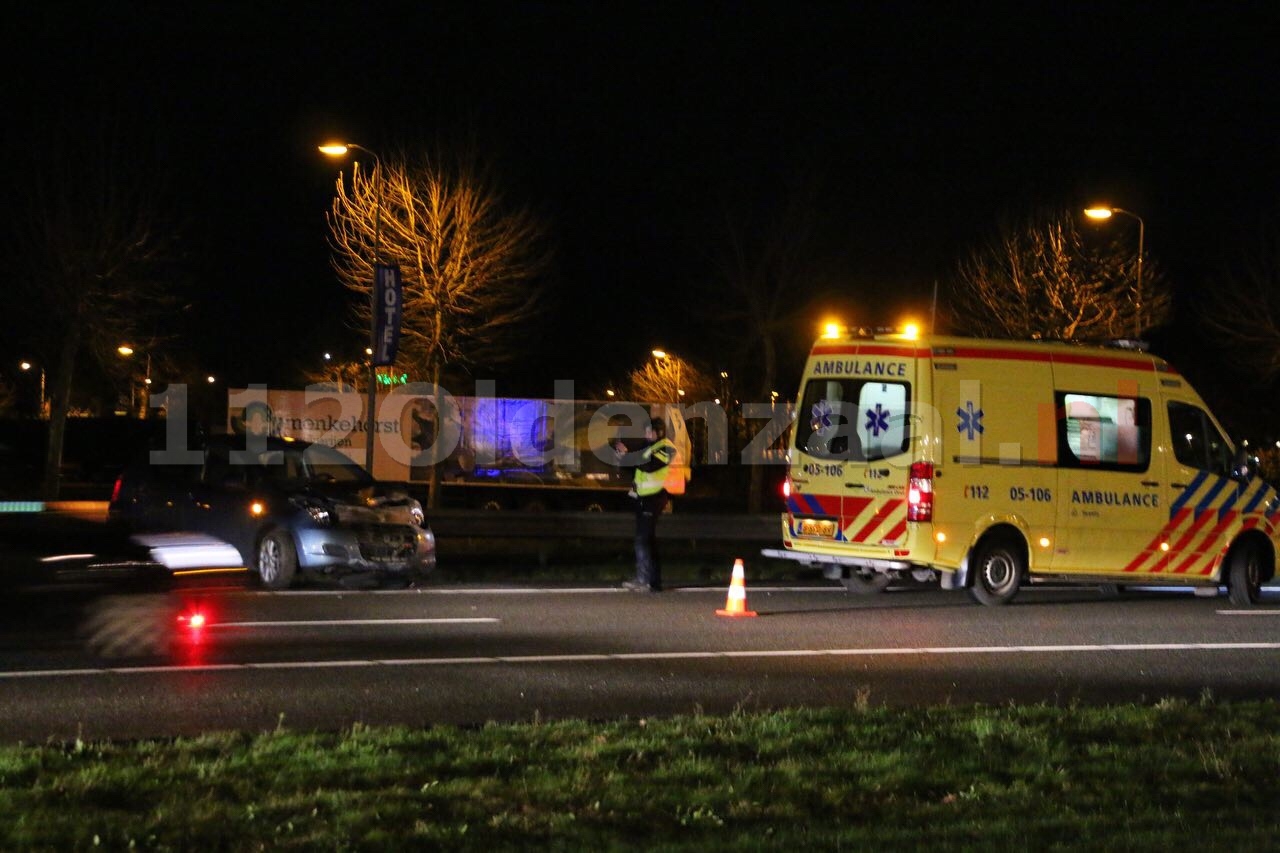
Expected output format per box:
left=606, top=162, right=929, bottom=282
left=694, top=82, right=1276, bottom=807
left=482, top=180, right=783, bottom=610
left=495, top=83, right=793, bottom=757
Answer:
left=969, top=535, right=1024, bottom=606
left=1227, top=543, right=1265, bottom=607
left=842, top=570, right=892, bottom=595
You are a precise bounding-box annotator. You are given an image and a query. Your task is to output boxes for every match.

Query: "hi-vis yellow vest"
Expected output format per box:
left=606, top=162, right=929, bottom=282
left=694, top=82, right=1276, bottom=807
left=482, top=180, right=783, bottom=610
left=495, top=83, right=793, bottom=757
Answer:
left=635, top=438, right=678, bottom=497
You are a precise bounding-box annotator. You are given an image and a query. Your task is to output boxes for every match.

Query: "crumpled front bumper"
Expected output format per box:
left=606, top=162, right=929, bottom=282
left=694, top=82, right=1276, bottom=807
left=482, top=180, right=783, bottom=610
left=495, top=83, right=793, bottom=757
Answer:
left=294, top=523, right=437, bottom=580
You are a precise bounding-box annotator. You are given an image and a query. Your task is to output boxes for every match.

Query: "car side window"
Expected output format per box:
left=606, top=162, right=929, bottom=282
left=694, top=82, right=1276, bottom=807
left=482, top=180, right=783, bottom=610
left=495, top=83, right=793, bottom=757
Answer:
left=203, top=446, right=248, bottom=486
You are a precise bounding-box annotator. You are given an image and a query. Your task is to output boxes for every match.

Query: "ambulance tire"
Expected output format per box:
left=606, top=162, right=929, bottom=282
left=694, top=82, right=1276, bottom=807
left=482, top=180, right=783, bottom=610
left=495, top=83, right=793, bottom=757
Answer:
left=841, top=570, right=892, bottom=595
left=1227, top=542, right=1266, bottom=607
left=969, top=535, right=1025, bottom=606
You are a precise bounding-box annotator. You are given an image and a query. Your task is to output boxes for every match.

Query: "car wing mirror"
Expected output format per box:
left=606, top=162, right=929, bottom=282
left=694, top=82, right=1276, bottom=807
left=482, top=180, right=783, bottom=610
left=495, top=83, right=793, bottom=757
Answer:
left=1231, top=446, right=1255, bottom=483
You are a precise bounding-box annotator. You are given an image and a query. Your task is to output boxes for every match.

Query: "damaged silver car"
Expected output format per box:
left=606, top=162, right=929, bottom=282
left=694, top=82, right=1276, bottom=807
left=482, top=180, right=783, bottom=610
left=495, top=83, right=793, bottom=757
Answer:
left=108, top=435, right=436, bottom=589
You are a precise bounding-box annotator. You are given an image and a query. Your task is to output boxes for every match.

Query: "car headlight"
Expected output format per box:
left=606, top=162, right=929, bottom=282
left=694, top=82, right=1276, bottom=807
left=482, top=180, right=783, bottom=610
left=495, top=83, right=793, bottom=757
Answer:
left=409, top=501, right=425, bottom=528
left=305, top=505, right=334, bottom=526
left=290, top=496, right=335, bottom=527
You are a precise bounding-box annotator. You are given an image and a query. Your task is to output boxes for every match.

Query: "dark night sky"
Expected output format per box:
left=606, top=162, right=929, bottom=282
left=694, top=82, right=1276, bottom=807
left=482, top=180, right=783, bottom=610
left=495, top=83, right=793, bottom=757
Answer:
left=5, top=2, right=1280, bottom=425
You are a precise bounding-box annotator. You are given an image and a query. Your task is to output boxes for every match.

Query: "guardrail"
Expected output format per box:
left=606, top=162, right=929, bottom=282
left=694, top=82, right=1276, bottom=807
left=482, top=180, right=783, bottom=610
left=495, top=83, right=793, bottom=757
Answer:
left=429, top=509, right=779, bottom=542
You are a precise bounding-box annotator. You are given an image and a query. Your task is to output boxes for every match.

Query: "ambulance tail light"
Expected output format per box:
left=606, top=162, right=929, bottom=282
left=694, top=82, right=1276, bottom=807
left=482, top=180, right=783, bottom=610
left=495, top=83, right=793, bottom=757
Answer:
left=907, top=462, right=934, bottom=522
left=782, top=477, right=792, bottom=500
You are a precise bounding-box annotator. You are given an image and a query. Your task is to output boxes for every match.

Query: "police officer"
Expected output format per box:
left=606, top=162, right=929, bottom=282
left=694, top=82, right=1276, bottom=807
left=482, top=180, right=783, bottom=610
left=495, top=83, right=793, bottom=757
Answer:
left=621, top=418, right=677, bottom=592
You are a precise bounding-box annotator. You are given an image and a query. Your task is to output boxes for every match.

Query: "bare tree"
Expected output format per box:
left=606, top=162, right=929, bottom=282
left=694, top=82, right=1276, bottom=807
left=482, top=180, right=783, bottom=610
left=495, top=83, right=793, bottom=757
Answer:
left=11, top=122, right=180, bottom=498
left=1201, top=231, right=1280, bottom=379
left=952, top=209, right=1169, bottom=341
left=300, top=356, right=366, bottom=393
left=628, top=354, right=715, bottom=404
left=326, top=145, right=548, bottom=506
left=325, top=147, right=550, bottom=388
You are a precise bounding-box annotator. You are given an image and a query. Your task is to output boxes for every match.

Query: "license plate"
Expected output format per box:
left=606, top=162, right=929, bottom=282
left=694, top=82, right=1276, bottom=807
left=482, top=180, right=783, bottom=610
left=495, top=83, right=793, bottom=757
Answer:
left=797, top=518, right=837, bottom=538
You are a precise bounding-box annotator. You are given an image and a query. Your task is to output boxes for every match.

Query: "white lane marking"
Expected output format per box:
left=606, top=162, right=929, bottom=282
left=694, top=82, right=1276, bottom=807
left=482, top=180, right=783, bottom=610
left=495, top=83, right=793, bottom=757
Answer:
left=1217, top=610, right=1280, bottom=616
left=6, top=641, right=1280, bottom=679
left=209, top=618, right=499, bottom=629
left=254, top=586, right=847, bottom=596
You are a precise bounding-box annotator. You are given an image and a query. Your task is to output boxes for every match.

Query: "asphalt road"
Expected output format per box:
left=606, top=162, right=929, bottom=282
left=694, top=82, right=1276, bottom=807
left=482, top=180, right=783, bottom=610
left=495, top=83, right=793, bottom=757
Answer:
left=3, top=578, right=1280, bottom=743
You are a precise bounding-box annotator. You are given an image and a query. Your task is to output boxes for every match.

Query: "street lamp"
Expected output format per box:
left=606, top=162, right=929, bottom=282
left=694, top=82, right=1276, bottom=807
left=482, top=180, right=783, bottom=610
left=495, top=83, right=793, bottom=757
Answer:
left=321, top=141, right=384, bottom=474
left=117, top=344, right=153, bottom=418
left=1085, top=206, right=1146, bottom=336
left=651, top=349, right=682, bottom=402
left=19, top=360, right=46, bottom=419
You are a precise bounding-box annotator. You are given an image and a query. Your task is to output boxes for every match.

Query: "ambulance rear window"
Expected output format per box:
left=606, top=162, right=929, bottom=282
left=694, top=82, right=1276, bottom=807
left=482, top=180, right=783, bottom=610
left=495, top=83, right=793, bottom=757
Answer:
left=796, top=379, right=911, bottom=462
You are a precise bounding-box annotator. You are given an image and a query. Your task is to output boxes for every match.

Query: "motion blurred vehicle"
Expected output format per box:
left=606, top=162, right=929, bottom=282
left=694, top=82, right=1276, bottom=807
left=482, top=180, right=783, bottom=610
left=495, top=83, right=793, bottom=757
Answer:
left=108, top=435, right=436, bottom=589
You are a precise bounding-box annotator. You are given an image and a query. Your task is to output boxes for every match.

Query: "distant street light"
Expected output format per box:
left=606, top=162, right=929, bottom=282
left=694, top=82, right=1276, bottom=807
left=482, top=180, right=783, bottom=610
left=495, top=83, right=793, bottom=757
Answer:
left=1085, top=206, right=1146, bottom=336
left=19, top=360, right=46, bottom=419
left=321, top=141, right=385, bottom=474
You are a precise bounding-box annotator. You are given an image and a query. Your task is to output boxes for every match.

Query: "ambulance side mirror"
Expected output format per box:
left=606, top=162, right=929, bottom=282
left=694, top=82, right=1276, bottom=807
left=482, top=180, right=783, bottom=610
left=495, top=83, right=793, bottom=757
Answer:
left=1231, top=446, right=1255, bottom=483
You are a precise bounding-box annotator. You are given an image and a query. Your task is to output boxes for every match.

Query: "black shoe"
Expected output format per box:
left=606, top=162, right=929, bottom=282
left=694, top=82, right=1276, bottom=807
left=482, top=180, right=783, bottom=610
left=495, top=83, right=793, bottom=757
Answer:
left=621, top=580, right=656, bottom=593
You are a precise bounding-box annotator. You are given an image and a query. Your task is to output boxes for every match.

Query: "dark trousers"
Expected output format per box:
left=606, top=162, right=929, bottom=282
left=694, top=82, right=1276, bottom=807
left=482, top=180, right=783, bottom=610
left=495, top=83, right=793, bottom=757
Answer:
left=634, top=491, right=669, bottom=589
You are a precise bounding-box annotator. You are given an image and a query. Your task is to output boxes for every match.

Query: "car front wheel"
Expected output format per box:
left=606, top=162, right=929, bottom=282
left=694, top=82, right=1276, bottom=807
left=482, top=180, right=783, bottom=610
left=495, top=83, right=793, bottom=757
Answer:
left=1227, top=543, right=1266, bottom=607
left=256, top=529, right=298, bottom=590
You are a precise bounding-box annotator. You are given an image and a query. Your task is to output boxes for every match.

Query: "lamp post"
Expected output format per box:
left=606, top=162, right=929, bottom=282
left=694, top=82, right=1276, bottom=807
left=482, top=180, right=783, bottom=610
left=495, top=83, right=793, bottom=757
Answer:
left=1084, top=206, right=1146, bottom=337
left=116, top=345, right=153, bottom=418
left=651, top=349, right=683, bottom=403
left=19, top=361, right=46, bottom=419
left=321, top=142, right=384, bottom=474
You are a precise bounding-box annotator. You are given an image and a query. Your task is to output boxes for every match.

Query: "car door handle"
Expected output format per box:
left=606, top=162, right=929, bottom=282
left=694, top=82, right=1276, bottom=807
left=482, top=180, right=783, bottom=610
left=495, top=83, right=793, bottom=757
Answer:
left=1171, top=483, right=1189, bottom=490
left=1140, top=481, right=1160, bottom=488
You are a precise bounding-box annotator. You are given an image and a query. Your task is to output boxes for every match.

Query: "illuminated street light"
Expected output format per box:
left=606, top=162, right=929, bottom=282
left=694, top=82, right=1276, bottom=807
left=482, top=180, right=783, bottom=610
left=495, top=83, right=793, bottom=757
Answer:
left=321, top=141, right=385, bottom=474
left=650, top=349, right=681, bottom=403
left=117, top=344, right=153, bottom=419
left=1085, top=205, right=1146, bottom=336
left=19, top=360, right=46, bottom=419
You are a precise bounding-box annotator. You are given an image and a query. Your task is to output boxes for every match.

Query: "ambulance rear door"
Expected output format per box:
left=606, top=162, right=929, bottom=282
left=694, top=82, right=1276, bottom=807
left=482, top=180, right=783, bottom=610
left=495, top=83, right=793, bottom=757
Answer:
left=787, top=343, right=918, bottom=555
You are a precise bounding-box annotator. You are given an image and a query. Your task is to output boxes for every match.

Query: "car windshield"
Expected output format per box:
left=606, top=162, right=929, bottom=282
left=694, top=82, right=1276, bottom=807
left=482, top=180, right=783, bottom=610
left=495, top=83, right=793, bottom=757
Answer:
left=255, top=443, right=372, bottom=485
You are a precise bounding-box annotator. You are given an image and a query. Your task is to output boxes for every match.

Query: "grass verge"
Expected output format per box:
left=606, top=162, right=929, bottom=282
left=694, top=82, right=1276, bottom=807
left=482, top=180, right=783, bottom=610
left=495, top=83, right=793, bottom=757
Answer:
left=2, top=698, right=1279, bottom=849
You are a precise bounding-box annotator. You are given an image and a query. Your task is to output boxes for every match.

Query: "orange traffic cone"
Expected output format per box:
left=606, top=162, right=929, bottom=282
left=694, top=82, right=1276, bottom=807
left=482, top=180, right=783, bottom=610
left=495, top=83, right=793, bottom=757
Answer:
left=716, top=558, right=757, bottom=617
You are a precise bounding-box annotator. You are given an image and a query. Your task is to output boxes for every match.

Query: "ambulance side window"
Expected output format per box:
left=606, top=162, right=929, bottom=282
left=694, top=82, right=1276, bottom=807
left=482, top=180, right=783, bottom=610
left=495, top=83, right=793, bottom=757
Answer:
left=1056, top=392, right=1151, bottom=472
left=1167, top=402, right=1232, bottom=476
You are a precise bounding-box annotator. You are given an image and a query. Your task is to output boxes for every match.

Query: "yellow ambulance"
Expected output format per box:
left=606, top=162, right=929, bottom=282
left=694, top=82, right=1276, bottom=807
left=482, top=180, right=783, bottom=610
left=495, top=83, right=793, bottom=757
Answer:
left=762, top=331, right=1278, bottom=606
